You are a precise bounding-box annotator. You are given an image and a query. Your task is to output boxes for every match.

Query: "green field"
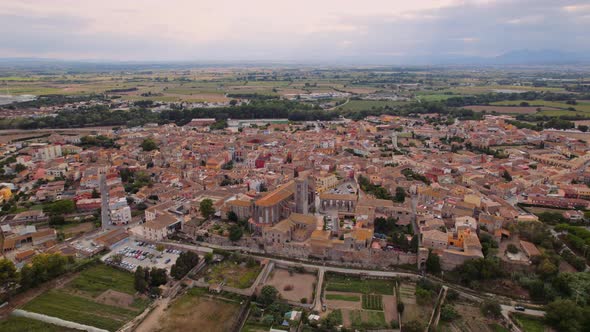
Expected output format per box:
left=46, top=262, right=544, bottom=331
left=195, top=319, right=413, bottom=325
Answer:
left=512, top=313, right=546, bottom=332
left=66, top=264, right=136, bottom=296
left=20, top=264, right=148, bottom=332
left=325, top=274, right=394, bottom=295
left=362, top=294, right=383, bottom=310
left=325, top=294, right=360, bottom=301
left=22, top=290, right=140, bottom=331
left=415, top=93, right=456, bottom=101
left=0, top=316, right=79, bottom=332
left=338, top=100, right=407, bottom=111
left=492, top=99, right=590, bottom=112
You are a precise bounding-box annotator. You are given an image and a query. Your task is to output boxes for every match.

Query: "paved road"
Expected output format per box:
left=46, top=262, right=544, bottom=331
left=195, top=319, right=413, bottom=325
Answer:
left=501, top=305, right=545, bottom=318
left=99, top=174, right=111, bottom=230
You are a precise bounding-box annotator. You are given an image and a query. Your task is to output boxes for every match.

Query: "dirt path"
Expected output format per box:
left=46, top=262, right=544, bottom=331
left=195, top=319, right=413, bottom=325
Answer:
left=382, top=294, right=398, bottom=324
left=341, top=309, right=351, bottom=327
left=13, top=309, right=109, bottom=332
left=0, top=272, right=78, bottom=318
left=133, top=297, right=170, bottom=332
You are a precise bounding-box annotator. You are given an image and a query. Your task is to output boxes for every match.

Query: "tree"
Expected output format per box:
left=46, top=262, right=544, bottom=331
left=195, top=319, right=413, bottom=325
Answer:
left=0, top=258, right=18, bottom=293
left=425, top=251, right=441, bottom=274
left=440, top=304, right=459, bottom=322
left=480, top=300, right=502, bottom=318
left=134, top=266, right=147, bottom=293
left=402, top=320, right=424, bottom=332
left=397, top=301, right=405, bottom=314
left=415, top=287, right=432, bottom=305
left=204, top=252, right=213, bottom=264
left=44, top=199, right=76, bottom=215
left=49, top=215, right=66, bottom=226
left=141, top=138, right=158, bottom=151
left=19, top=264, right=34, bottom=291
left=579, top=125, right=589, bottom=133
left=111, top=254, right=123, bottom=265
left=170, top=251, right=200, bottom=280
left=545, top=300, right=584, bottom=332
left=394, top=186, right=406, bottom=203
left=229, top=224, right=243, bottom=242
left=502, top=170, right=512, bottom=182
left=91, top=188, right=100, bottom=199
left=227, top=211, right=238, bottom=222
left=149, top=267, right=167, bottom=287
left=14, top=163, right=26, bottom=172
left=410, top=235, right=419, bottom=253
left=199, top=199, right=215, bottom=219
left=506, top=243, right=519, bottom=254
left=259, top=285, right=279, bottom=306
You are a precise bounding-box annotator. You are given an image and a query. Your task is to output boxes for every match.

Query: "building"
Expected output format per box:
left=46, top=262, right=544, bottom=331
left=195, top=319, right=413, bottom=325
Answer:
left=262, top=213, right=318, bottom=245
left=136, top=213, right=181, bottom=241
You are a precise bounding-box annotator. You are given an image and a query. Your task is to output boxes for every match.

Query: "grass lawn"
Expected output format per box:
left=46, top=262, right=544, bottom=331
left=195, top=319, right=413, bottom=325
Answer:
left=512, top=313, right=546, bottom=332
left=0, top=316, right=79, bottom=332
left=66, top=264, right=136, bottom=296
left=207, top=260, right=262, bottom=289
left=22, top=290, right=139, bottom=331
left=325, top=274, right=394, bottom=295
left=325, top=294, right=360, bottom=301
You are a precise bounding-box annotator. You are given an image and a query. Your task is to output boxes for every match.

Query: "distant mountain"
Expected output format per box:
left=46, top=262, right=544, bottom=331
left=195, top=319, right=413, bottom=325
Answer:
left=0, top=49, right=589, bottom=68
left=491, top=49, right=588, bottom=65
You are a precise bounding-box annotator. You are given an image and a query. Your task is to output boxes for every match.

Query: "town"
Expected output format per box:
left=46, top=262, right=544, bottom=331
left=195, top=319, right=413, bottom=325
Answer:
left=1, top=66, right=590, bottom=332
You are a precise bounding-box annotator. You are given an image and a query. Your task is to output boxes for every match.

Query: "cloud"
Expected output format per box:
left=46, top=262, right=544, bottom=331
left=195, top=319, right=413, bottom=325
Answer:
left=0, top=0, right=588, bottom=62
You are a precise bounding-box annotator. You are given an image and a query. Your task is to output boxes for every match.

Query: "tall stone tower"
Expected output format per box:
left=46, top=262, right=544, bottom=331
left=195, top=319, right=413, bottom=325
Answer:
left=294, top=176, right=309, bottom=215
left=391, top=132, right=398, bottom=149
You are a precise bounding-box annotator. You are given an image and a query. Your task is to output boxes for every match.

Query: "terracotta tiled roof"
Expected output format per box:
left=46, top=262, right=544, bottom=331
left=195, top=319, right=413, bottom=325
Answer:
left=255, top=181, right=294, bottom=207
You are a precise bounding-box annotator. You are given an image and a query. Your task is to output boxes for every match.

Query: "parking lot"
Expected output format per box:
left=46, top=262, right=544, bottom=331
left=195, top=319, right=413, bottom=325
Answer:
left=102, top=239, right=182, bottom=273
left=327, top=181, right=357, bottom=195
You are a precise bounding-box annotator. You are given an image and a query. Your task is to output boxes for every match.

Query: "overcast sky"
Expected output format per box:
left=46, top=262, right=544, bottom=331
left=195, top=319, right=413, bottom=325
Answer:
left=1, top=0, right=589, bottom=63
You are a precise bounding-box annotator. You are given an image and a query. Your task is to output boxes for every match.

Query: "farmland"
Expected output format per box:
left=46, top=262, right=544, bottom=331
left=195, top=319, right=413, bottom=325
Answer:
left=20, top=264, right=148, bottom=332
left=324, top=273, right=394, bottom=295
left=436, top=296, right=509, bottom=332
left=362, top=294, right=384, bottom=310
left=349, top=309, right=388, bottom=330
left=156, top=287, right=242, bottom=332
left=264, top=268, right=316, bottom=303
left=492, top=99, right=590, bottom=111
left=0, top=316, right=79, bottom=332
left=463, top=105, right=545, bottom=114
left=323, top=274, right=396, bottom=329
left=326, top=293, right=360, bottom=301
left=399, top=282, right=433, bottom=324
left=205, top=259, right=262, bottom=289
left=337, top=100, right=408, bottom=111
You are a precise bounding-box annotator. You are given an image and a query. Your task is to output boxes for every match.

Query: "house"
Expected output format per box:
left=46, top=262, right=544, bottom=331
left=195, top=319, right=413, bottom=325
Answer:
left=519, top=240, right=541, bottom=259
left=136, top=213, right=181, bottom=241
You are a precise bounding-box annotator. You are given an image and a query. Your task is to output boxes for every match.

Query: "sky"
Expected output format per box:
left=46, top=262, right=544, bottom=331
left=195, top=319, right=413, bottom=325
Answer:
left=1, top=0, right=590, bottom=63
